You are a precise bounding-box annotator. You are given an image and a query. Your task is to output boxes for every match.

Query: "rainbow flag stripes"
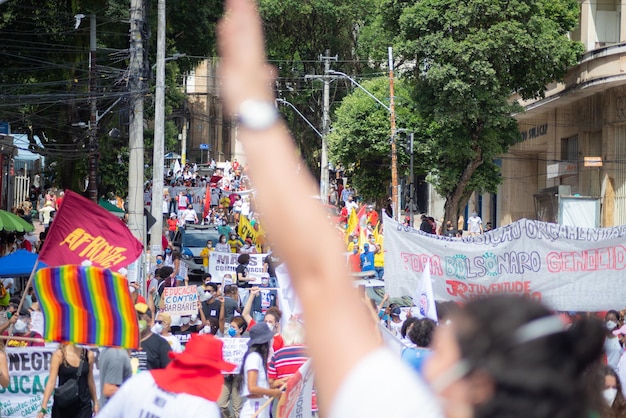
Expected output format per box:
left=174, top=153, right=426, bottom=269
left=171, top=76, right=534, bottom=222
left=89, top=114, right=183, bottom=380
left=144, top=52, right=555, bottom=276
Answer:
left=33, top=266, right=139, bottom=349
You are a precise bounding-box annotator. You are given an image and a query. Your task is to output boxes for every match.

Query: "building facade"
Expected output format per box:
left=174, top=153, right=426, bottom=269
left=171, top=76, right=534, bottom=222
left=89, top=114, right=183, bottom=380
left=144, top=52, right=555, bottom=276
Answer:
left=501, top=0, right=626, bottom=227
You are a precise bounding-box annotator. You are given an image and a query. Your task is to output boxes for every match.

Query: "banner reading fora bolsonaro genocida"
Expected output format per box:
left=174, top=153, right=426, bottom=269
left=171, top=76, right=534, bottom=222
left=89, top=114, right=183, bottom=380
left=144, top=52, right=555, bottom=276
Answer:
left=383, top=214, right=626, bottom=311
left=208, top=252, right=268, bottom=285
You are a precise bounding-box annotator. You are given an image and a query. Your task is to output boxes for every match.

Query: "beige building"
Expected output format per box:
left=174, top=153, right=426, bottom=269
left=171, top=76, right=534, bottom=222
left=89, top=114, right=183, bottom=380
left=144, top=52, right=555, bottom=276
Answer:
left=184, top=60, right=241, bottom=164
left=501, top=0, right=626, bottom=227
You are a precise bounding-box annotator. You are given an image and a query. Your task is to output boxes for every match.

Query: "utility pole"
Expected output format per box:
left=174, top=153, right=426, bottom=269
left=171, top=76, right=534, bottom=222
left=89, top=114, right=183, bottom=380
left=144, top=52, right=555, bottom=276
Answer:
left=87, top=14, right=98, bottom=202
left=409, top=132, right=414, bottom=226
left=181, top=74, right=187, bottom=166
left=150, top=0, right=166, bottom=257
left=128, top=0, right=145, bottom=245
left=389, top=47, right=399, bottom=221
left=321, top=51, right=337, bottom=204
left=305, top=51, right=337, bottom=203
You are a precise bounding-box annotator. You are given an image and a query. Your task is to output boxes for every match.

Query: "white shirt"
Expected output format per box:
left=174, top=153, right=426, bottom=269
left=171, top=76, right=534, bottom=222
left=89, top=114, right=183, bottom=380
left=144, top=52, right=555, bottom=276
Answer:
left=161, top=333, right=183, bottom=353
left=240, top=352, right=268, bottom=398
left=98, top=372, right=220, bottom=418
left=329, top=348, right=443, bottom=418
left=468, top=215, right=482, bottom=233
left=605, top=336, right=623, bottom=371
left=181, top=208, right=197, bottom=222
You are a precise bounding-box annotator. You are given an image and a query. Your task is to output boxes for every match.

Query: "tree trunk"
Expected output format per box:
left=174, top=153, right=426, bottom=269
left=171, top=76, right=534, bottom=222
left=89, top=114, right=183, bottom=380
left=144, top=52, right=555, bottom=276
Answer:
left=443, top=150, right=484, bottom=226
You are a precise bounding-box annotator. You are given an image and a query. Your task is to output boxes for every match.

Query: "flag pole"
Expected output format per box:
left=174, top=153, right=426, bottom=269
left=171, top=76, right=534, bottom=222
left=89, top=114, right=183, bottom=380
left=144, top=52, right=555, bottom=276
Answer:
left=251, top=381, right=287, bottom=418
left=16, top=259, right=38, bottom=316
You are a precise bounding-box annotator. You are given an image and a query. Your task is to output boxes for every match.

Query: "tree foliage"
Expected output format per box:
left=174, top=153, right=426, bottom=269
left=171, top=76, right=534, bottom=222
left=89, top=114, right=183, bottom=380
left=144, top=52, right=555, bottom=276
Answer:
left=362, top=0, right=583, bottom=222
left=259, top=0, right=378, bottom=177
left=328, top=77, right=420, bottom=204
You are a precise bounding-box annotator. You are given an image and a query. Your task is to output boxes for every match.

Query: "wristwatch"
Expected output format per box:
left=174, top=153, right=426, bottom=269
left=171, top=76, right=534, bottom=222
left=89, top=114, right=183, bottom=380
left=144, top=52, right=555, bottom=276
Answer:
left=237, top=99, right=279, bottom=131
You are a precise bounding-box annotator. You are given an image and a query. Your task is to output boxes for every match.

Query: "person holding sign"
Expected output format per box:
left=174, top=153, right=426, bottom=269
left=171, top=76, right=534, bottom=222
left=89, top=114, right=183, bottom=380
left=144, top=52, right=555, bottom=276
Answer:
left=217, top=316, right=248, bottom=418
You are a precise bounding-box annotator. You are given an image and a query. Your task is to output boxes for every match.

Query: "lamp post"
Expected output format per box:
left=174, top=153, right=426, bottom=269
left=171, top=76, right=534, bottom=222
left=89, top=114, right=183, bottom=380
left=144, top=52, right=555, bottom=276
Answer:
left=327, top=69, right=400, bottom=220
left=275, top=98, right=323, bottom=139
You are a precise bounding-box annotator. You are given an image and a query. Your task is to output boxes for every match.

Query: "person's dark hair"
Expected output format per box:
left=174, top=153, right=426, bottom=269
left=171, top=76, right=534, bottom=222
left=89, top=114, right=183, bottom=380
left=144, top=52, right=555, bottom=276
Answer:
left=594, top=365, right=626, bottom=418
left=171, top=250, right=182, bottom=260
left=219, top=234, right=227, bottom=242
left=408, top=318, right=436, bottom=347
left=237, top=342, right=270, bottom=392
left=457, top=295, right=604, bottom=418
left=237, top=253, right=250, bottom=265
left=158, top=266, right=174, bottom=279
left=205, top=282, right=218, bottom=292
left=605, top=310, right=621, bottom=322
left=265, top=306, right=282, bottom=323
left=400, top=317, right=419, bottom=339
left=202, top=273, right=212, bottom=281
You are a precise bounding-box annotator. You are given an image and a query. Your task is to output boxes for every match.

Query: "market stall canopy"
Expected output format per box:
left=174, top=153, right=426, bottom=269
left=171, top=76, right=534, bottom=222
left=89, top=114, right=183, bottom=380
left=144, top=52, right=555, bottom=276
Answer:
left=164, top=152, right=181, bottom=160
left=98, top=199, right=125, bottom=218
left=0, top=210, right=34, bottom=233
left=0, top=249, right=46, bottom=277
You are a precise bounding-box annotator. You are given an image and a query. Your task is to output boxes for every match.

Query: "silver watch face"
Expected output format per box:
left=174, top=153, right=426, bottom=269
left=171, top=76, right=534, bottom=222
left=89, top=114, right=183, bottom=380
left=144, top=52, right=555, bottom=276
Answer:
left=238, top=100, right=278, bottom=130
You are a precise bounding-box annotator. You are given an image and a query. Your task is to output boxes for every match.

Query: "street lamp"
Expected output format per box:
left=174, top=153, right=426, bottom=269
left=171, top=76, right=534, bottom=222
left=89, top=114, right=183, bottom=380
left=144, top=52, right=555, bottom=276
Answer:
left=275, top=98, right=323, bottom=139
left=328, top=68, right=400, bottom=220
left=395, top=129, right=415, bottom=225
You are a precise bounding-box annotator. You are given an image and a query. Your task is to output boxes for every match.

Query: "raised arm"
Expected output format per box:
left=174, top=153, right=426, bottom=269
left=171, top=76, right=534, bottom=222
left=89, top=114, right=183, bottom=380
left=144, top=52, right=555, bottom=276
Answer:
left=242, top=287, right=259, bottom=325
left=218, top=0, right=380, bottom=412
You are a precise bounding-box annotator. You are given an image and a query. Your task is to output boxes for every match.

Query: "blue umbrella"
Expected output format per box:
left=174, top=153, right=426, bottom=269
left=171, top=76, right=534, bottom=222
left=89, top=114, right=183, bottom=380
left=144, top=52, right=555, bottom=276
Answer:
left=0, top=250, right=46, bottom=277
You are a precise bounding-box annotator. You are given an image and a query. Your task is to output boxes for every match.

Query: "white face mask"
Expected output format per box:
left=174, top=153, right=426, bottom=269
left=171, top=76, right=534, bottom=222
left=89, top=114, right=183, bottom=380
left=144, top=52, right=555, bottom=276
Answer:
left=14, top=319, right=27, bottom=334
left=607, top=320, right=618, bottom=330
left=151, top=323, right=164, bottom=335
left=190, top=314, right=198, bottom=322
left=604, top=388, right=618, bottom=406
left=181, top=317, right=190, bottom=325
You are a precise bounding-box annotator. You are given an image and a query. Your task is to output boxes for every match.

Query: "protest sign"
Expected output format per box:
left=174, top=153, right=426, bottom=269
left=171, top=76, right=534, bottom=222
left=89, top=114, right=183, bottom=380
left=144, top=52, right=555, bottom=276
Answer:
left=237, top=215, right=264, bottom=252
left=0, top=347, right=101, bottom=418
left=384, top=214, right=626, bottom=311
left=275, top=359, right=314, bottom=418
left=167, top=187, right=206, bottom=214
left=162, top=285, right=198, bottom=316
left=208, top=252, right=267, bottom=285
left=218, top=337, right=249, bottom=374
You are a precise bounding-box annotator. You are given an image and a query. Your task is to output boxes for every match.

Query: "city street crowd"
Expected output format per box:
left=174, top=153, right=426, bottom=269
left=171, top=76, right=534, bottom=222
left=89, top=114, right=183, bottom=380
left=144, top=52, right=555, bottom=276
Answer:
left=0, top=1, right=625, bottom=417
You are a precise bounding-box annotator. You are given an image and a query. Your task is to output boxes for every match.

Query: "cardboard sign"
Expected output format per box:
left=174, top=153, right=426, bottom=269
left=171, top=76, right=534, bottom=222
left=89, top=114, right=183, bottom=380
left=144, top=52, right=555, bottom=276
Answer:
left=218, top=337, right=249, bottom=374
left=162, top=285, right=198, bottom=316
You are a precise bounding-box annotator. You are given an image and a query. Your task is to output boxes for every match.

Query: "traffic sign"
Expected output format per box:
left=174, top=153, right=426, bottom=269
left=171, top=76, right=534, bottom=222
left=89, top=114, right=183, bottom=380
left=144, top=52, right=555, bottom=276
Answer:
left=199, top=143, right=209, bottom=150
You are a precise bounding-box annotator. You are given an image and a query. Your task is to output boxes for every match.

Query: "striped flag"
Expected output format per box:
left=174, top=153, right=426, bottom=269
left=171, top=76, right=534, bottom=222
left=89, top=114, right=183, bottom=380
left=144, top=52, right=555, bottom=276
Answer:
left=33, top=265, right=139, bottom=349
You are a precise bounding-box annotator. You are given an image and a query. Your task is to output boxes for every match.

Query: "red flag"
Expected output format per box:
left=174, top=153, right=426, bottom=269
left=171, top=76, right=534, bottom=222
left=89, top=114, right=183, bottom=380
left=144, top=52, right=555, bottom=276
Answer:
left=38, top=190, right=143, bottom=271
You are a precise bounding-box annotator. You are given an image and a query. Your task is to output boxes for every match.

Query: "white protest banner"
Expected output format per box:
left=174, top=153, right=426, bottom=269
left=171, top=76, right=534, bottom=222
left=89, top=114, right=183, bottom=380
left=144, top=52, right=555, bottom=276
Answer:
left=208, top=252, right=267, bottom=285
left=274, top=264, right=303, bottom=322
left=218, top=337, right=249, bottom=374
left=162, top=285, right=199, bottom=316
left=276, top=359, right=314, bottom=418
left=413, top=262, right=438, bottom=322
left=384, top=214, right=626, bottom=311
left=378, top=323, right=409, bottom=357
left=1, top=347, right=101, bottom=418
left=168, top=186, right=206, bottom=214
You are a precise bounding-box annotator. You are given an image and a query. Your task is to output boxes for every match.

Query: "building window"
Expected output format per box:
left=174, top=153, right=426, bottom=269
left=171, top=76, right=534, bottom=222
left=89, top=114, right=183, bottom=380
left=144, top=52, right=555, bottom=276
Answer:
left=561, top=135, right=578, bottom=162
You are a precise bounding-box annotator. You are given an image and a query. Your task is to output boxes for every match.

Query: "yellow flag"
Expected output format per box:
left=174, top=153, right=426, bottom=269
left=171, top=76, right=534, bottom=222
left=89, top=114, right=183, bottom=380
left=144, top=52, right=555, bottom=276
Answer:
left=238, top=215, right=262, bottom=251
left=345, top=208, right=358, bottom=244
left=373, top=221, right=381, bottom=244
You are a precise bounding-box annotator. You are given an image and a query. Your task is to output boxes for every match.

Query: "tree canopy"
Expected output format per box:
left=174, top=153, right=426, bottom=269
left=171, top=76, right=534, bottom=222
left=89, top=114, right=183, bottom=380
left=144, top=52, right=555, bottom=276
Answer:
left=353, top=0, right=583, bottom=222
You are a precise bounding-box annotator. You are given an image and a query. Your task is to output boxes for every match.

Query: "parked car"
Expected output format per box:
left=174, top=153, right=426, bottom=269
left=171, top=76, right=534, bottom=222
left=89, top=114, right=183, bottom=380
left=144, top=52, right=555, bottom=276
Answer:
left=172, top=224, right=220, bottom=282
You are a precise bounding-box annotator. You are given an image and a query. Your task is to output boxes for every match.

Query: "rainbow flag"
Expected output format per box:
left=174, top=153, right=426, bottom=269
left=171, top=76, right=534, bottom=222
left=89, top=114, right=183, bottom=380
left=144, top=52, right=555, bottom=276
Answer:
left=33, top=266, right=139, bottom=349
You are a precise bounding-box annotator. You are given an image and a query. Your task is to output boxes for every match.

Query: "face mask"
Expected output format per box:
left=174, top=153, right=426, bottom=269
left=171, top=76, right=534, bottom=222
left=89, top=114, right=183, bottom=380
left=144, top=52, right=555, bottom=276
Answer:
left=607, top=320, right=618, bottom=330
left=227, top=327, right=237, bottom=337
left=6, top=312, right=11, bottom=320
left=205, top=291, right=213, bottom=298
left=14, top=319, right=27, bottom=334
left=191, top=314, right=198, bottom=322
left=151, top=323, right=163, bottom=334
left=165, top=249, right=172, bottom=254
left=221, top=239, right=226, bottom=243
left=181, top=317, right=190, bottom=325
left=128, top=285, right=136, bottom=293
left=604, top=388, right=618, bottom=406
left=265, top=322, right=275, bottom=331
left=156, top=259, right=162, bottom=265
left=353, top=239, right=358, bottom=244
left=261, top=279, right=269, bottom=286
left=138, top=320, right=148, bottom=331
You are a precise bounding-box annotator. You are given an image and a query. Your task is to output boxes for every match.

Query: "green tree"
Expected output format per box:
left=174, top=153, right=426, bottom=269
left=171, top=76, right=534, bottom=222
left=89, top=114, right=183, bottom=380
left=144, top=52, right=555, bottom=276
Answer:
left=369, top=0, right=582, bottom=222
left=328, top=77, right=420, bottom=204
left=259, top=0, right=378, bottom=176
